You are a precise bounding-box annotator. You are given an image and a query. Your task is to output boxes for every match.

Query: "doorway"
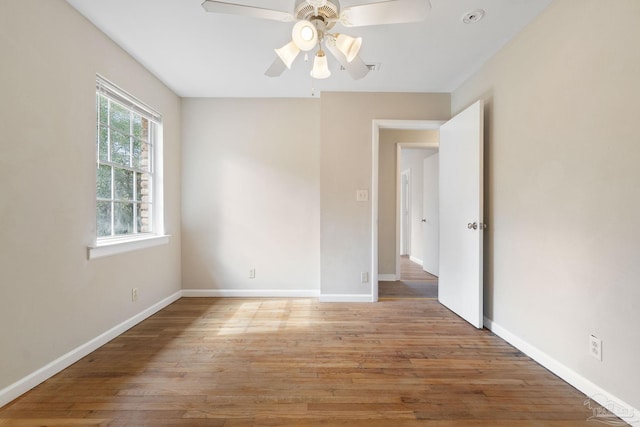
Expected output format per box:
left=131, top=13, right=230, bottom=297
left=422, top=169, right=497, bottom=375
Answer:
left=372, top=120, right=443, bottom=301
left=384, top=145, right=440, bottom=299
left=398, top=145, right=439, bottom=279
left=371, top=101, right=485, bottom=329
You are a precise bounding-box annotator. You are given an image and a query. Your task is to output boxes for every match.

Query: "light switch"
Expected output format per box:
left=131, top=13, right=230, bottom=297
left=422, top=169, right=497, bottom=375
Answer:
left=356, top=189, right=369, bottom=202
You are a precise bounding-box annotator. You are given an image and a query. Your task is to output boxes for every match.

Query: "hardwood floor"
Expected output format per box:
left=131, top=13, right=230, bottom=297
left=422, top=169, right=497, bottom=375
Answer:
left=379, top=256, right=438, bottom=299
left=0, top=298, right=614, bottom=426
left=378, top=280, right=438, bottom=299
left=400, top=256, right=438, bottom=282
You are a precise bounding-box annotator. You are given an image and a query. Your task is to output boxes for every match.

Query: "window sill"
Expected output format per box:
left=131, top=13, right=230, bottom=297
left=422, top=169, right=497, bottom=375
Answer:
left=88, top=234, right=170, bottom=260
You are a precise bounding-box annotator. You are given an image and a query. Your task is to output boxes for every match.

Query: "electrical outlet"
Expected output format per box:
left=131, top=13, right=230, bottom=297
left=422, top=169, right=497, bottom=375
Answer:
left=249, top=268, right=256, bottom=279
left=589, top=335, right=602, bottom=361
left=361, top=272, right=369, bottom=283
left=356, top=190, right=369, bottom=202
left=131, top=288, right=138, bottom=302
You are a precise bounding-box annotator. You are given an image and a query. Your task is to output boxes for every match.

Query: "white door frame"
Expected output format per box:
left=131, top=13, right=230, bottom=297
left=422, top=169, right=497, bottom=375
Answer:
left=371, top=120, right=445, bottom=302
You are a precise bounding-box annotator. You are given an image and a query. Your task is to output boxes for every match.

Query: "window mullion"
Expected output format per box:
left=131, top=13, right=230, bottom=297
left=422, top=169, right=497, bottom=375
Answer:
left=133, top=173, right=138, bottom=234
left=101, top=160, right=145, bottom=175
left=129, top=111, right=134, bottom=169
left=110, top=165, right=115, bottom=237
left=130, top=112, right=138, bottom=234
left=106, top=99, right=111, bottom=163
left=106, top=99, right=114, bottom=238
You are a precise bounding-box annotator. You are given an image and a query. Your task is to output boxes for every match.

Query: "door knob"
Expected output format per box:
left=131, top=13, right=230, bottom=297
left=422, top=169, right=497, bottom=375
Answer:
left=421, top=218, right=427, bottom=223
left=467, top=222, right=488, bottom=230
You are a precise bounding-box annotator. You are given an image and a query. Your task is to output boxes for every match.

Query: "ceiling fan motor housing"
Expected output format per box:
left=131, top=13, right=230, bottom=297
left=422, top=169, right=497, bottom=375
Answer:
left=295, top=0, right=340, bottom=30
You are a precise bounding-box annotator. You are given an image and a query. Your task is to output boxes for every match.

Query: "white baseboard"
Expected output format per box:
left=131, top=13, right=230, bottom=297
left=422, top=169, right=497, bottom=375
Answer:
left=181, top=289, right=319, bottom=298
left=484, top=316, right=639, bottom=427
left=0, top=291, right=182, bottom=409
left=409, top=256, right=423, bottom=266
left=184, top=290, right=372, bottom=303
left=318, top=294, right=373, bottom=302
left=377, top=274, right=397, bottom=282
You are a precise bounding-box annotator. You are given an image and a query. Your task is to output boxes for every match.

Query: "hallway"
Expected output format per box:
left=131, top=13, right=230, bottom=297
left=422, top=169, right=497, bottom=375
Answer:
left=379, top=256, right=438, bottom=299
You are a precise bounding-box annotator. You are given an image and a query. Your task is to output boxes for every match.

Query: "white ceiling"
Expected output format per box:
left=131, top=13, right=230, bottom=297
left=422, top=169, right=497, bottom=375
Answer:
left=65, top=0, right=552, bottom=98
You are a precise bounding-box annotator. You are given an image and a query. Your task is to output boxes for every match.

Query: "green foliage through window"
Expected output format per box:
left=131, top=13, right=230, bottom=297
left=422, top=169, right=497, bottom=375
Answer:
left=95, top=79, right=158, bottom=239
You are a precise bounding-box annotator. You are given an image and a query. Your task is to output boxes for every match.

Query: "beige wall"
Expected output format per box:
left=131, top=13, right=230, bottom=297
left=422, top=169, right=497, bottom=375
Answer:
left=0, top=1, right=182, bottom=392
left=320, top=92, right=450, bottom=298
left=181, top=98, right=320, bottom=294
left=453, top=0, right=640, bottom=411
left=378, top=130, right=438, bottom=276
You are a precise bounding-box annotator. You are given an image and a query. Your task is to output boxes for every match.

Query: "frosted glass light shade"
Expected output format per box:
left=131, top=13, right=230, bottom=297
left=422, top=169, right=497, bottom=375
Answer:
left=310, top=51, right=331, bottom=79
left=292, top=20, right=318, bottom=51
left=275, top=41, right=300, bottom=69
left=335, top=33, right=362, bottom=63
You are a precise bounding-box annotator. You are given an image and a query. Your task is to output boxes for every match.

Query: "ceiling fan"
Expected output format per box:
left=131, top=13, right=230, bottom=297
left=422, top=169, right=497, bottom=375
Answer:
left=201, top=0, right=431, bottom=80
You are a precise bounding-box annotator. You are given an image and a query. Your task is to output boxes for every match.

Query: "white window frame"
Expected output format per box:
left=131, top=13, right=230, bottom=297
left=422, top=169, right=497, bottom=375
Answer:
left=88, top=75, right=167, bottom=259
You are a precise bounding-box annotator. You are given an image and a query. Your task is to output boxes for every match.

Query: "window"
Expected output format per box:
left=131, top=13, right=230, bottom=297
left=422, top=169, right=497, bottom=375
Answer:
left=91, top=75, right=166, bottom=258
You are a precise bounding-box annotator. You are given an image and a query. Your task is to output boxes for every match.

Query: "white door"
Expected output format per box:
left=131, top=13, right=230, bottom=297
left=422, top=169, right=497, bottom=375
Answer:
left=438, top=100, right=484, bottom=328
left=422, top=153, right=439, bottom=276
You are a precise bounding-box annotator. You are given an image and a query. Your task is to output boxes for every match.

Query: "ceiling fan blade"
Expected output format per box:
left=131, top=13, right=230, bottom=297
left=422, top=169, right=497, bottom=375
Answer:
left=264, top=56, right=287, bottom=77
left=340, top=0, right=431, bottom=27
left=343, top=55, right=370, bottom=80
left=325, top=40, right=370, bottom=80
left=201, top=1, right=294, bottom=22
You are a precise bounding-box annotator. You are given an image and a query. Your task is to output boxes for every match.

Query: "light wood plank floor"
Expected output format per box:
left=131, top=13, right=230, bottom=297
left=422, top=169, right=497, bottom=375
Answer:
left=400, top=256, right=438, bottom=282
left=379, top=256, right=438, bottom=299
left=0, top=298, right=616, bottom=426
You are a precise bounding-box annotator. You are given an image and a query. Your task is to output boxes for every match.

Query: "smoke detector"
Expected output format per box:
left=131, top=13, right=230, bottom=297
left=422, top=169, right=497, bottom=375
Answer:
left=462, top=9, right=485, bottom=24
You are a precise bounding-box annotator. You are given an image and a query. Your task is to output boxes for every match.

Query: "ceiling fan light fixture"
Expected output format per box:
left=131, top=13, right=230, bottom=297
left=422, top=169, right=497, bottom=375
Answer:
left=275, top=41, right=301, bottom=69
left=292, top=20, right=318, bottom=51
left=310, top=50, right=331, bottom=79
left=335, top=33, right=362, bottom=63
